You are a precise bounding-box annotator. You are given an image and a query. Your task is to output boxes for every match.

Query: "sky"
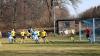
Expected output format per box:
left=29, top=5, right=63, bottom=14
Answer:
left=66, top=0, right=100, bottom=16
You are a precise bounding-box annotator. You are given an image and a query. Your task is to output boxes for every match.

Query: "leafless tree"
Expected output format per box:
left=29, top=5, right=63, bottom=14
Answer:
left=0, top=0, right=81, bottom=31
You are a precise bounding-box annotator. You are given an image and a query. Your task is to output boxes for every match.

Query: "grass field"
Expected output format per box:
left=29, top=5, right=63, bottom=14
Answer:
left=0, top=36, right=100, bottom=56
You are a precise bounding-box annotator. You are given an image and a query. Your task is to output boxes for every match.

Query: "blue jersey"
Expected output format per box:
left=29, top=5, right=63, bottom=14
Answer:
left=32, top=31, right=38, bottom=37
left=32, top=31, right=38, bottom=40
left=8, top=32, right=13, bottom=39
left=8, top=32, right=11, bottom=37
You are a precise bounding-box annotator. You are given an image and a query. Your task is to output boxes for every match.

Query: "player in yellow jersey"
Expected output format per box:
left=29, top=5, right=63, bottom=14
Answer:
left=41, top=30, right=47, bottom=43
left=26, top=31, right=31, bottom=38
left=20, top=30, right=26, bottom=43
left=36, top=30, right=40, bottom=38
left=11, top=29, right=16, bottom=42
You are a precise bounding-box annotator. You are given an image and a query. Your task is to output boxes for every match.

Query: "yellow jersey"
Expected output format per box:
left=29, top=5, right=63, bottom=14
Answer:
left=11, top=31, right=16, bottom=36
left=37, top=31, right=40, bottom=36
left=20, top=31, right=25, bottom=36
left=41, top=31, right=47, bottom=37
left=26, top=32, right=31, bottom=36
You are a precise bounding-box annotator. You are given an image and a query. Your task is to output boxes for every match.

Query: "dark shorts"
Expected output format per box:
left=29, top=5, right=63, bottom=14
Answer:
left=27, top=36, right=31, bottom=38
left=41, top=36, right=46, bottom=38
left=13, top=36, right=16, bottom=39
left=21, top=36, right=25, bottom=39
left=86, top=34, right=90, bottom=38
left=38, top=36, right=40, bottom=37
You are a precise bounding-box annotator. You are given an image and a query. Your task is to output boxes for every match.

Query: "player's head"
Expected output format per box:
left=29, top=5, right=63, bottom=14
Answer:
left=43, top=30, right=45, bottom=31
left=13, top=29, right=14, bottom=31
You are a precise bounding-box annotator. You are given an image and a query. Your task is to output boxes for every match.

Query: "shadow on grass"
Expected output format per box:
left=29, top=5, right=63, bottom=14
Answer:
left=49, top=40, right=100, bottom=44
left=0, top=50, right=100, bottom=56
left=2, top=40, right=100, bottom=46
left=1, top=40, right=90, bottom=44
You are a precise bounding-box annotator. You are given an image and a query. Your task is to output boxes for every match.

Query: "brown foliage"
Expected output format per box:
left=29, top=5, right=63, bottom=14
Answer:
left=79, top=6, right=100, bottom=18
left=0, top=0, right=69, bottom=31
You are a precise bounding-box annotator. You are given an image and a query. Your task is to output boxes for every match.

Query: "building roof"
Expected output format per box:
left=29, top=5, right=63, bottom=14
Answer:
left=56, top=18, right=100, bottom=22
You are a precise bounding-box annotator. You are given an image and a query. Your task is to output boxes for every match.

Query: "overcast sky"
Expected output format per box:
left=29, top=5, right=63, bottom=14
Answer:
left=66, top=0, right=100, bottom=16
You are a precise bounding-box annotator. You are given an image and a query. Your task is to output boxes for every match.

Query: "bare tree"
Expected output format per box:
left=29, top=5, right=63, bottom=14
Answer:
left=0, top=0, right=81, bottom=31
left=79, top=6, right=99, bottom=18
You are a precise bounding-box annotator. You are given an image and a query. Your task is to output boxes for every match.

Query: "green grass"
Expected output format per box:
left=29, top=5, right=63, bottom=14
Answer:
left=0, top=36, right=100, bottom=56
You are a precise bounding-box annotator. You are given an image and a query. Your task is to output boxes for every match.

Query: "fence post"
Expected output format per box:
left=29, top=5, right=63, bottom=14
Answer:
left=79, top=21, right=82, bottom=41
left=93, top=18, right=96, bottom=42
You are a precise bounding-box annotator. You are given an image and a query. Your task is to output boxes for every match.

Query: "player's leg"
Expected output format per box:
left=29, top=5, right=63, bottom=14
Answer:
left=20, top=36, right=24, bottom=43
left=36, top=37, right=39, bottom=44
left=8, top=38, right=12, bottom=43
left=42, top=37, right=46, bottom=44
left=13, top=36, right=16, bottom=43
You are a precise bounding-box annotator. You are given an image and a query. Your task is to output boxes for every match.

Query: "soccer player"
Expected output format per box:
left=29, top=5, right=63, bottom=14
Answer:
left=28, top=27, right=33, bottom=39
left=70, top=33, right=75, bottom=42
left=85, top=27, right=92, bottom=43
left=11, top=29, right=16, bottom=42
left=41, top=30, right=47, bottom=44
left=26, top=30, right=31, bottom=38
left=20, top=30, right=26, bottom=43
left=28, top=27, right=33, bottom=33
left=32, top=30, right=39, bottom=44
left=36, top=30, right=40, bottom=38
left=8, top=31, right=13, bottom=43
left=70, top=29, right=75, bottom=42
